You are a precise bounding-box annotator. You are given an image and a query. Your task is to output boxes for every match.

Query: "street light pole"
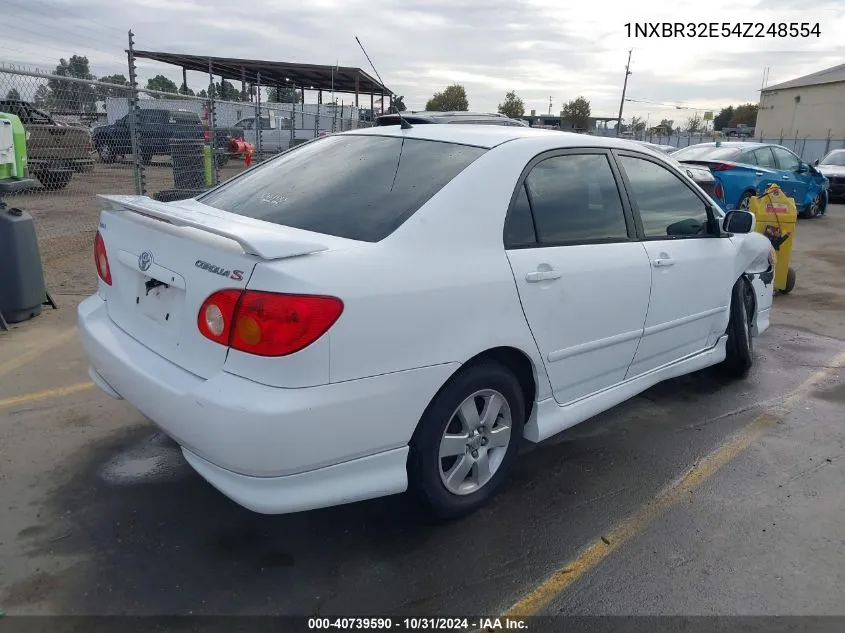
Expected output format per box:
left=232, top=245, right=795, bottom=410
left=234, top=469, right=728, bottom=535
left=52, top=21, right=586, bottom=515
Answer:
left=616, top=49, right=632, bottom=137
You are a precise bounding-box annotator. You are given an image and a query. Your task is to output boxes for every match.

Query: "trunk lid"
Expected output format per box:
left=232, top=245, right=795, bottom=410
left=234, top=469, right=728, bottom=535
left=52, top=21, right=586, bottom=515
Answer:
left=96, top=195, right=334, bottom=378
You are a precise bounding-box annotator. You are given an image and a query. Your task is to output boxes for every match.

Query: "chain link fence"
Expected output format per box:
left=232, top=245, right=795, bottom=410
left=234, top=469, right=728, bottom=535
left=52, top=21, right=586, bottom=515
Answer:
left=625, top=131, right=845, bottom=164
left=0, top=66, right=373, bottom=295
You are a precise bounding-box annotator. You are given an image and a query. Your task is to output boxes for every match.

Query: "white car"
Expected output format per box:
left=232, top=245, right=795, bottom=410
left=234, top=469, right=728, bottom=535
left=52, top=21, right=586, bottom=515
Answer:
left=79, top=125, right=775, bottom=518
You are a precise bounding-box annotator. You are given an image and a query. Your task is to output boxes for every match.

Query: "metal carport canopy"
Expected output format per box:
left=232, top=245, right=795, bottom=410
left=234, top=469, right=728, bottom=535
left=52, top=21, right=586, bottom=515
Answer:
left=129, top=50, right=392, bottom=96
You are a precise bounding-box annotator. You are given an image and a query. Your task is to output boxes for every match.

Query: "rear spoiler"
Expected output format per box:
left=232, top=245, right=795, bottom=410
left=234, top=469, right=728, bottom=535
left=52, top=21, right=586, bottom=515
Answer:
left=98, top=194, right=329, bottom=260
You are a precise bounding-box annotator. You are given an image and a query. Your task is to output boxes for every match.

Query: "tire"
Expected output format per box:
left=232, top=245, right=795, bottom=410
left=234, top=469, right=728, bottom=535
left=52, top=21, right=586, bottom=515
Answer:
left=723, top=278, right=755, bottom=378
left=738, top=190, right=754, bottom=210
left=782, top=267, right=796, bottom=294
left=408, top=362, right=525, bottom=519
left=35, top=171, right=72, bottom=191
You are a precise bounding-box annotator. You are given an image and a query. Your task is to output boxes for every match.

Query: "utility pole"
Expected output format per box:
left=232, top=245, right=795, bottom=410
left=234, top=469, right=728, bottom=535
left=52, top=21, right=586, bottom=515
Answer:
left=548, top=96, right=552, bottom=115
left=616, top=49, right=632, bottom=137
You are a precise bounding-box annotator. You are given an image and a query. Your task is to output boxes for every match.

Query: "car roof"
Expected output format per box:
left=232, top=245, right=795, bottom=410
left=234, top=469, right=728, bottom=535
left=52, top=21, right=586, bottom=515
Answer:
left=345, top=124, right=676, bottom=152
left=680, top=141, right=767, bottom=149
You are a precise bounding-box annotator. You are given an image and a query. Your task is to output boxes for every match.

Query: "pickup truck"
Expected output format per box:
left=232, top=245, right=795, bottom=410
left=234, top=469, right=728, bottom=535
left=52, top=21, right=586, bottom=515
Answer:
left=0, top=99, right=94, bottom=190
left=722, top=123, right=755, bottom=138
left=91, top=109, right=243, bottom=166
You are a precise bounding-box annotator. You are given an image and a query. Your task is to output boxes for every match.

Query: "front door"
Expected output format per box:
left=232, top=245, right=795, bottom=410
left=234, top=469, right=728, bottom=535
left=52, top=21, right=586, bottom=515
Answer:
left=504, top=150, right=653, bottom=405
left=614, top=152, right=737, bottom=378
left=771, top=146, right=809, bottom=206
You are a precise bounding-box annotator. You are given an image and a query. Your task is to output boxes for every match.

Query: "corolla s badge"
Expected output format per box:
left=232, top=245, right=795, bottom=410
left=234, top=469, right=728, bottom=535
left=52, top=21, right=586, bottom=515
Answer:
left=138, top=250, right=153, bottom=272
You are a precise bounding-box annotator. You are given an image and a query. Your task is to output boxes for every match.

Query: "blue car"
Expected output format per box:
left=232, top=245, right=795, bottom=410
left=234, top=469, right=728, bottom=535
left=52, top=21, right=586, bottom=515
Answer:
left=672, top=142, right=829, bottom=218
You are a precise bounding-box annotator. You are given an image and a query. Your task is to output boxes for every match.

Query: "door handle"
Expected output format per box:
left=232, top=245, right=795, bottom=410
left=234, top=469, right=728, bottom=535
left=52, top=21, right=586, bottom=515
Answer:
left=782, top=175, right=790, bottom=180
left=652, top=258, right=675, bottom=268
left=755, top=172, right=763, bottom=176
left=526, top=270, right=562, bottom=282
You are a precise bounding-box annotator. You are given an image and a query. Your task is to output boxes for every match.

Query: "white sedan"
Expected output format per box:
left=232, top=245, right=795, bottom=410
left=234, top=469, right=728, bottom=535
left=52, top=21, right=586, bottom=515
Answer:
left=79, top=124, right=775, bottom=518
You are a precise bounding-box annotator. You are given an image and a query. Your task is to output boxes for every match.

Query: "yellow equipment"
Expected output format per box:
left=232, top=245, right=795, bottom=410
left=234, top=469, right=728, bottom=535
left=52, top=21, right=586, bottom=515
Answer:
left=748, top=183, right=797, bottom=294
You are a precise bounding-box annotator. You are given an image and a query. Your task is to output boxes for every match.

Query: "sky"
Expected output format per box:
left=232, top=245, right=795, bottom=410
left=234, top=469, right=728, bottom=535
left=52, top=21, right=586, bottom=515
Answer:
left=2, top=0, right=845, bottom=126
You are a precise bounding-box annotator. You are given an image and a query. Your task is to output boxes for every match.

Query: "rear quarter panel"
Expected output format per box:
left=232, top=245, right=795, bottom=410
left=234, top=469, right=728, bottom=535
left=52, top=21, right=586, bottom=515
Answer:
left=267, top=139, right=558, bottom=401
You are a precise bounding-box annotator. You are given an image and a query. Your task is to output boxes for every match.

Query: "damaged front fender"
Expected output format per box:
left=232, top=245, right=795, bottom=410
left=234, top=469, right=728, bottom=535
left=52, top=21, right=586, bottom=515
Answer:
left=731, top=231, right=775, bottom=336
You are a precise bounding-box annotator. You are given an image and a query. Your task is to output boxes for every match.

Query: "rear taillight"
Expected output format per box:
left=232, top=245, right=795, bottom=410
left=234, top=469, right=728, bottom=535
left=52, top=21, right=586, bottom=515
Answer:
left=710, top=162, right=736, bottom=171
left=203, top=130, right=210, bottom=142
left=714, top=182, right=725, bottom=201
left=198, top=290, right=343, bottom=357
left=94, top=231, right=112, bottom=285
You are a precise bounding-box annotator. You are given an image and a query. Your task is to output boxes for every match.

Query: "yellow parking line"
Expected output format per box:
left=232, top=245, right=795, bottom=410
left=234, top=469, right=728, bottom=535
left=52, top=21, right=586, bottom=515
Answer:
left=0, top=382, right=94, bottom=408
left=0, top=327, right=79, bottom=377
left=503, top=349, right=845, bottom=618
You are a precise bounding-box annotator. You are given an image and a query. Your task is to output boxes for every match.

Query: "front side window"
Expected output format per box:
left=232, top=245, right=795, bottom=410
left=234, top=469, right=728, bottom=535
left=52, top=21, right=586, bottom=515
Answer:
left=754, top=147, right=777, bottom=168
left=521, top=153, right=629, bottom=244
left=618, top=155, right=711, bottom=238
left=771, top=146, right=800, bottom=171
left=200, top=135, right=487, bottom=242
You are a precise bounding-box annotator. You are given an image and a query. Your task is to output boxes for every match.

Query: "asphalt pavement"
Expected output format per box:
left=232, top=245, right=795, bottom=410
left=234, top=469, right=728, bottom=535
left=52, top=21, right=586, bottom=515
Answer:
left=2, top=308, right=844, bottom=619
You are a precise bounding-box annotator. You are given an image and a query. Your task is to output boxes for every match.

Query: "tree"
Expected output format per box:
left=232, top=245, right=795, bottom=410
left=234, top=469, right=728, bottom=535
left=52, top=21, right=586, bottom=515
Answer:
left=713, top=106, right=734, bottom=131
left=267, top=85, right=301, bottom=103
left=146, top=74, right=179, bottom=97
left=425, top=84, right=468, bottom=111
left=96, top=74, right=129, bottom=101
left=389, top=94, right=406, bottom=113
left=213, top=80, right=241, bottom=101
left=179, top=82, right=195, bottom=97
left=6, top=88, right=21, bottom=100
left=561, top=96, right=591, bottom=130
left=497, top=90, right=525, bottom=119
left=655, top=118, right=675, bottom=134
left=47, top=55, right=97, bottom=112
left=731, top=103, right=758, bottom=127
left=33, top=85, right=50, bottom=108
left=629, top=115, right=646, bottom=133
left=685, top=113, right=703, bottom=134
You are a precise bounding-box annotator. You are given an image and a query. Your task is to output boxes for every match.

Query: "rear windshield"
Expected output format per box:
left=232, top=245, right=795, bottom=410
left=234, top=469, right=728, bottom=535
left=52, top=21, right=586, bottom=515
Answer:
left=199, top=135, right=487, bottom=242
left=672, top=145, right=742, bottom=161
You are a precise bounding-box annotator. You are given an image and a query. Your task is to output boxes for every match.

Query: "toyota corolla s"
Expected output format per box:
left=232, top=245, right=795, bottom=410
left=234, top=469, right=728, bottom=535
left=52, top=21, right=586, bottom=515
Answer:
left=79, top=125, right=775, bottom=519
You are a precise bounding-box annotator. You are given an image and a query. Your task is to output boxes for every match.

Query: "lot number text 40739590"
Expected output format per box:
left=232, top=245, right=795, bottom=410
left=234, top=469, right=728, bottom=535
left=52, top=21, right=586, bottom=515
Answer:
left=624, top=22, right=821, bottom=38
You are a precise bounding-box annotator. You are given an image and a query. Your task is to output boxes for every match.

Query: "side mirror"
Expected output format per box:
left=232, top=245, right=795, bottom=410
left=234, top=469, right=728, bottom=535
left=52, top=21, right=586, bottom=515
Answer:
left=813, top=159, right=820, bottom=167
left=796, top=162, right=808, bottom=173
left=723, top=209, right=755, bottom=234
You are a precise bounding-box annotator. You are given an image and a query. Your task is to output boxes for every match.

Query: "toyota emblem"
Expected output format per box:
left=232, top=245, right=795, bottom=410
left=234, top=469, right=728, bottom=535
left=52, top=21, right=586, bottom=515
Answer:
left=138, top=250, right=153, bottom=272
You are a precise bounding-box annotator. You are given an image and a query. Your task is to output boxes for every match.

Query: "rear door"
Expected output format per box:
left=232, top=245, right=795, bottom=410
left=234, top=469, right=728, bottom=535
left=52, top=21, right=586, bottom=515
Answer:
left=614, top=151, right=736, bottom=377
left=504, top=150, right=652, bottom=405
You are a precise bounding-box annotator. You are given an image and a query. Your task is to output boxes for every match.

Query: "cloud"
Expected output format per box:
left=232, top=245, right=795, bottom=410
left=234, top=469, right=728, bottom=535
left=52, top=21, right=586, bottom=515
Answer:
left=1, top=0, right=844, bottom=125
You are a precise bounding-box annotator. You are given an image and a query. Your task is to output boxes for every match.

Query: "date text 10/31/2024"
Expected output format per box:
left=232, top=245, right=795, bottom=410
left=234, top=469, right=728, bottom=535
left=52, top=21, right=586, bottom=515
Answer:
left=624, top=22, right=821, bottom=38
left=307, top=618, right=528, bottom=630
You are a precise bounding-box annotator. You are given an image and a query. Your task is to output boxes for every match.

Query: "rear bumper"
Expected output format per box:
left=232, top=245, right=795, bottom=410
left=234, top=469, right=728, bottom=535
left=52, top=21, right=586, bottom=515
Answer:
left=78, top=294, right=458, bottom=513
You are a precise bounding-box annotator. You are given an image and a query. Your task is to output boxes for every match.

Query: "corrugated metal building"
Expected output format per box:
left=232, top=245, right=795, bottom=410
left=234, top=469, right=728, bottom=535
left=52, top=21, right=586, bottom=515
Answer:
left=756, top=64, right=845, bottom=138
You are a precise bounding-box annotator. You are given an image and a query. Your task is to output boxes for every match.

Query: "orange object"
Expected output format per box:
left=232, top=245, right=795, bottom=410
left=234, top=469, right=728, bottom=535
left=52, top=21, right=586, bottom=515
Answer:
left=228, top=138, right=255, bottom=166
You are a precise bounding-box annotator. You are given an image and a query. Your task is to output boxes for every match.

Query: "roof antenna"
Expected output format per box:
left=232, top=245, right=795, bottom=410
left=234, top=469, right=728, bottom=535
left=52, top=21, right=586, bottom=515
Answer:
left=355, top=35, right=411, bottom=129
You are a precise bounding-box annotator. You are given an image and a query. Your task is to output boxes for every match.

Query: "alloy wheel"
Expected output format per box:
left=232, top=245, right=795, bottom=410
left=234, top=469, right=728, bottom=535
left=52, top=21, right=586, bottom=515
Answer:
left=438, top=389, right=512, bottom=496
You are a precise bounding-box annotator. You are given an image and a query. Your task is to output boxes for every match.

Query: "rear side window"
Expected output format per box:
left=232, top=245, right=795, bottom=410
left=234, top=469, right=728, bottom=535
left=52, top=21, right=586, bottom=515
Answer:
left=519, top=154, right=629, bottom=245
left=199, top=135, right=487, bottom=242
